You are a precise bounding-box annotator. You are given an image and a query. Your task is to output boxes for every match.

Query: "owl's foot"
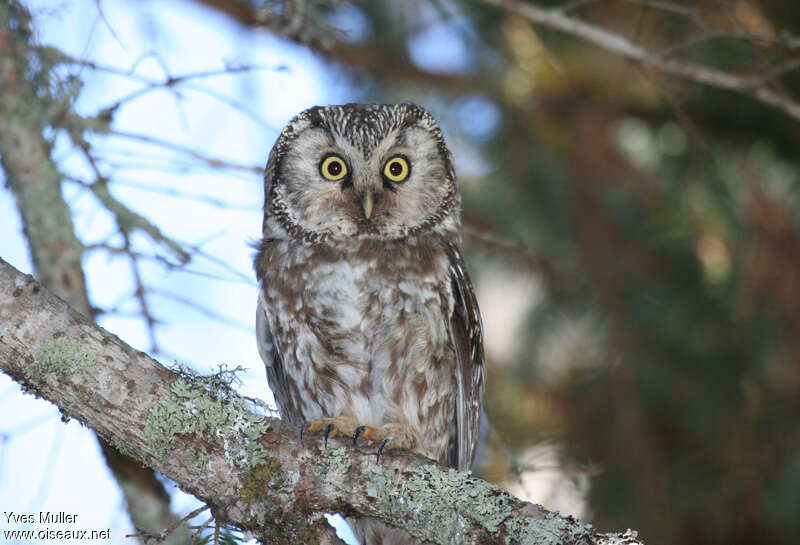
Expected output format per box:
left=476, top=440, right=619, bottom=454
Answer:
left=353, top=423, right=422, bottom=461
left=304, top=416, right=363, bottom=448
left=304, top=417, right=423, bottom=460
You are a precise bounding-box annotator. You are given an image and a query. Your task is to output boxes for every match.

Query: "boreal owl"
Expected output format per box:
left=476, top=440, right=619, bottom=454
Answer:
left=254, top=103, right=485, bottom=545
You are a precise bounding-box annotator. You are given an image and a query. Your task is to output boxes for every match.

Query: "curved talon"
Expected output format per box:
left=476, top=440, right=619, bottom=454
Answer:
left=299, top=421, right=310, bottom=443
left=353, top=425, right=366, bottom=447
left=376, top=437, right=392, bottom=462
left=323, top=423, right=335, bottom=449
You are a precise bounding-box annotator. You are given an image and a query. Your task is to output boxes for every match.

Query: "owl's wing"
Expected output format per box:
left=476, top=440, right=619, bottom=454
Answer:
left=444, top=242, right=486, bottom=471
left=256, top=290, right=302, bottom=425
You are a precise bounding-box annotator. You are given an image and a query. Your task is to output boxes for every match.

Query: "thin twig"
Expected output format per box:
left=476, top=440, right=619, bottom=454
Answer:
left=181, top=83, right=277, bottom=131
left=746, top=57, right=800, bottom=89
left=73, top=140, right=192, bottom=264
left=463, top=224, right=555, bottom=278
left=87, top=234, right=254, bottom=285
left=108, top=130, right=263, bottom=174
left=148, top=288, right=253, bottom=330
left=621, top=0, right=698, bottom=18
left=186, top=244, right=254, bottom=284
left=110, top=178, right=259, bottom=211
left=656, top=29, right=800, bottom=59
left=101, top=63, right=286, bottom=116
left=91, top=0, right=127, bottom=52
left=483, top=0, right=800, bottom=121
left=558, top=0, right=599, bottom=13
left=190, top=516, right=215, bottom=544
left=56, top=56, right=156, bottom=83
left=125, top=232, right=161, bottom=353
left=126, top=505, right=210, bottom=545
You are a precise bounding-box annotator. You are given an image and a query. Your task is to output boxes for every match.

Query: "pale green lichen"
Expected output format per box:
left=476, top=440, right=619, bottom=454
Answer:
left=359, top=462, right=592, bottom=545
left=306, top=446, right=353, bottom=478
left=503, top=510, right=594, bottom=545
left=363, top=464, right=513, bottom=543
left=143, top=368, right=309, bottom=537
left=26, top=337, right=96, bottom=382
left=145, top=374, right=272, bottom=472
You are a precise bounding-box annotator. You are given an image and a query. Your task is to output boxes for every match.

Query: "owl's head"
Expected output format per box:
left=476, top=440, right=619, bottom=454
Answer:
left=263, top=103, right=459, bottom=242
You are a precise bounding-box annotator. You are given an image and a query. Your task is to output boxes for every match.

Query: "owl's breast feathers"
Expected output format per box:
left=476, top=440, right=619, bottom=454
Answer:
left=255, top=234, right=464, bottom=463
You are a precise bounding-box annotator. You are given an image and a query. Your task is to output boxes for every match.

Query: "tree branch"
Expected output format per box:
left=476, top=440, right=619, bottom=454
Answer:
left=483, top=0, right=800, bottom=122
left=0, top=256, right=643, bottom=545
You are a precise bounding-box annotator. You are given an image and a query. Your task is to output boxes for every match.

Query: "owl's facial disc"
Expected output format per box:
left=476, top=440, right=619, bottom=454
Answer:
left=268, top=104, right=457, bottom=241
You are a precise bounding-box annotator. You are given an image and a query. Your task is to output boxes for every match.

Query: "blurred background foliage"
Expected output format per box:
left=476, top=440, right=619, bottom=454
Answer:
left=3, top=0, right=800, bottom=544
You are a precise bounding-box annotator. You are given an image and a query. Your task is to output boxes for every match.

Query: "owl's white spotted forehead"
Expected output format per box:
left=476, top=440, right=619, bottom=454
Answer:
left=284, top=102, right=447, bottom=159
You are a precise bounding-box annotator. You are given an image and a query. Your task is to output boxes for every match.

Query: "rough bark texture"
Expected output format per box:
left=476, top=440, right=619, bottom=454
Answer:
left=0, top=256, right=643, bottom=545
left=0, top=3, right=188, bottom=542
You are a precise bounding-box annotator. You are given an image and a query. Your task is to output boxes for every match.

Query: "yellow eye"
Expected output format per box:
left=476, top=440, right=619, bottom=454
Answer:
left=383, top=156, right=410, bottom=183
left=320, top=154, right=348, bottom=181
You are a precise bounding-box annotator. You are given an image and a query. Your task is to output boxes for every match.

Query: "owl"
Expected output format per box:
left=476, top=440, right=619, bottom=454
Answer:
left=253, top=103, right=485, bottom=545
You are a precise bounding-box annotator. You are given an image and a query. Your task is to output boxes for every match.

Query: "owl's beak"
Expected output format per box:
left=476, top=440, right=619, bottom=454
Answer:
left=361, top=188, right=374, bottom=220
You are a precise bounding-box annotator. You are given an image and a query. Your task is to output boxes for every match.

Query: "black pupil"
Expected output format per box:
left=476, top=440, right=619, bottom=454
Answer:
left=389, top=161, right=403, bottom=176
left=327, top=160, right=342, bottom=177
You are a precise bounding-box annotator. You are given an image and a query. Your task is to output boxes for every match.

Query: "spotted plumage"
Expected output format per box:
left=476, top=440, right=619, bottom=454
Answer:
left=254, top=103, right=484, bottom=544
